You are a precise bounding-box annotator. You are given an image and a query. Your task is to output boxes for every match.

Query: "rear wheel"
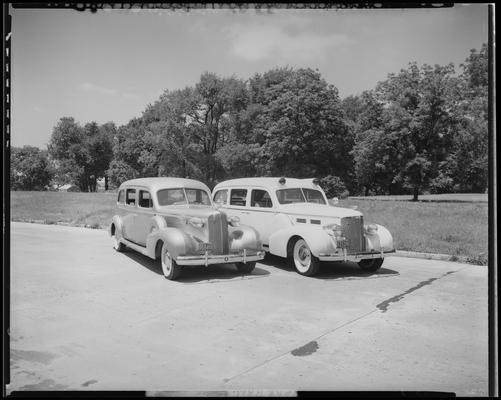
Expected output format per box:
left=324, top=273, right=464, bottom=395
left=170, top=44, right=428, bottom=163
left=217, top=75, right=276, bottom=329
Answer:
left=358, top=258, right=384, bottom=272
left=292, top=239, right=320, bottom=277
left=161, top=243, right=181, bottom=280
left=235, top=261, right=256, bottom=274
left=111, top=228, right=126, bottom=252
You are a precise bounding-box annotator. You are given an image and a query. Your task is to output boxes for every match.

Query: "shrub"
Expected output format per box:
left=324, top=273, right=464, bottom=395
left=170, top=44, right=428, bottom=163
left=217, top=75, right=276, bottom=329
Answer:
left=319, top=175, right=348, bottom=198
left=430, top=174, right=455, bottom=194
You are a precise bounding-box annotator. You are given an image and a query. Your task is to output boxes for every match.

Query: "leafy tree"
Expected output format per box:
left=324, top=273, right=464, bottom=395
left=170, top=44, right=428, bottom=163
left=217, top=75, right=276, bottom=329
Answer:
left=446, top=44, right=488, bottom=193
left=11, top=146, right=54, bottom=190
left=249, top=68, right=353, bottom=185
left=48, top=117, right=113, bottom=192
left=318, top=175, right=348, bottom=198
left=354, top=62, right=458, bottom=200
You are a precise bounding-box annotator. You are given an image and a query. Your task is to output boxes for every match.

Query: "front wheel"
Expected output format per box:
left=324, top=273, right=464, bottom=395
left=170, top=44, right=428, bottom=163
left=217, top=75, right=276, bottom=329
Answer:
left=358, top=258, right=384, bottom=272
left=161, top=244, right=181, bottom=280
left=292, top=239, right=320, bottom=277
left=235, top=261, right=256, bottom=274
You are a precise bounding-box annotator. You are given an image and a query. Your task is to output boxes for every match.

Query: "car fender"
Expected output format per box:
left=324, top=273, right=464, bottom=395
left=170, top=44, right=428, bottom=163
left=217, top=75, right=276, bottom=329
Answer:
left=109, top=215, right=124, bottom=239
left=268, top=225, right=336, bottom=258
left=145, top=227, right=193, bottom=259
left=228, top=224, right=262, bottom=252
left=365, top=224, right=394, bottom=252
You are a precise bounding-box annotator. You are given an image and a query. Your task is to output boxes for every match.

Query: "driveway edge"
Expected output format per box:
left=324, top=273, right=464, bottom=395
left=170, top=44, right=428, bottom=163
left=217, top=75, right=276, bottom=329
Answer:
left=10, top=219, right=487, bottom=266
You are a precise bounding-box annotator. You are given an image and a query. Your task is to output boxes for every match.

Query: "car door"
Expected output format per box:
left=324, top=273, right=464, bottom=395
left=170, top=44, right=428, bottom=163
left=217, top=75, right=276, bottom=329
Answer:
left=134, top=188, right=154, bottom=246
left=122, top=187, right=138, bottom=242
left=245, top=188, right=277, bottom=244
left=216, top=187, right=249, bottom=222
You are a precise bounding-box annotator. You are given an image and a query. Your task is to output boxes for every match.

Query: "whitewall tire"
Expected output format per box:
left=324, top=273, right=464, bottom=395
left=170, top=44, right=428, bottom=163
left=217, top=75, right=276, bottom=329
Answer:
left=161, top=243, right=181, bottom=280
left=292, top=239, right=320, bottom=277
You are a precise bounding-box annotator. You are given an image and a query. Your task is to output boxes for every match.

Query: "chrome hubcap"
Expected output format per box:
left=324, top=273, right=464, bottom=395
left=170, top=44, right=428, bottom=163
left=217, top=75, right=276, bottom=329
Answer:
left=298, top=246, right=311, bottom=265
left=294, top=240, right=311, bottom=272
left=162, top=249, right=172, bottom=274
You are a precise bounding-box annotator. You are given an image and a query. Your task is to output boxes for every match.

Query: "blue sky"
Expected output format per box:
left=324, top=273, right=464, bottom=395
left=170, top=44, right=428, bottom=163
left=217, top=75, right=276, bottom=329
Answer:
left=10, top=4, right=489, bottom=148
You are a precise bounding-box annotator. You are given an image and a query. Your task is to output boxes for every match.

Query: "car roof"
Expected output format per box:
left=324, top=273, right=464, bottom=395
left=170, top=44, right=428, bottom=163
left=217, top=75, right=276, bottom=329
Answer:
left=213, top=177, right=323, bottom=192
left=119, top=177, right=210, bottom=192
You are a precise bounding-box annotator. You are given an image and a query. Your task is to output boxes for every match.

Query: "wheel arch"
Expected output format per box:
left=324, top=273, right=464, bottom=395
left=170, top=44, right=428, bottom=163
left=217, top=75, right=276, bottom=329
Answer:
left=269, top=226, right=335, bottom=258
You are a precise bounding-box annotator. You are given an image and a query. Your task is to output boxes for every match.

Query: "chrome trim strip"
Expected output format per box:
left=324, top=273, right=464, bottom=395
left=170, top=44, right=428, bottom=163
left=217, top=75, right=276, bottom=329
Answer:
left=176, top=251, right=265, bottom=266
left=318, top=249, right=396, bottom=262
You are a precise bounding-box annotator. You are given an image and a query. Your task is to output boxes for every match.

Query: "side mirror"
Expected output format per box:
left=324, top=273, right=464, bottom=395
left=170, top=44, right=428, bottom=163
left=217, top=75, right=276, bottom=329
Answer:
left=330, top=197, right=339, bottom=205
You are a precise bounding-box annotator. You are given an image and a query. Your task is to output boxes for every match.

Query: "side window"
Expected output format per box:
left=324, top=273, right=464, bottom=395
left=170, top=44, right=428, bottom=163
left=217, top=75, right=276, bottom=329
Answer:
left=117, top=189, right=124, bottom=204
left=251, top=189, right=273, bottom=208
left=126, top=188, right=136, bottom=206
left=138, top=190, right=153, bottom=208
left=230, top=189, right=247, bottom=206
left=213, top=189, right=228, bottom=205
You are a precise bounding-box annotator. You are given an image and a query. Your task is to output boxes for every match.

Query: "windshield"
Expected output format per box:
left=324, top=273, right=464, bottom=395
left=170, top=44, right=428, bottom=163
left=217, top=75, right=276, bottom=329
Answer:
left=276, top=188, right=326, bottom=205
left=157, top=188, right=212, bottom=206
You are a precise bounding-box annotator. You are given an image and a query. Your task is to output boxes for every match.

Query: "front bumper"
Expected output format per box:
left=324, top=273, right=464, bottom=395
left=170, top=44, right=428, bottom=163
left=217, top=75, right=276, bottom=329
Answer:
left=176, top=250, right=265, bottom=266
left=318, top=249, right=396, bottom=262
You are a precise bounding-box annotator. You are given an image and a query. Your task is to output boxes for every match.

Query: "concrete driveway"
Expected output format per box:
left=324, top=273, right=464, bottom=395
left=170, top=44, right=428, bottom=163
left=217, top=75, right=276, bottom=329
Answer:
left=8, top=222, right=488, bottom=395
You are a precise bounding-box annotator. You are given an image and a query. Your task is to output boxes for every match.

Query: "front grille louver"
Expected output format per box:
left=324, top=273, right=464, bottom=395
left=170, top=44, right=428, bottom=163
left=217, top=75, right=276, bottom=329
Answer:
left=208, top=212, right=229, bottom=255
left=341, top=216, right=365, bottom=253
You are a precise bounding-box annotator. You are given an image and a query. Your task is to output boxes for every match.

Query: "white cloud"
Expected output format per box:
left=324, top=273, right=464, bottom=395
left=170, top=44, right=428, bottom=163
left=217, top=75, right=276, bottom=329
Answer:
left=225, top=15, right=349, bottom=64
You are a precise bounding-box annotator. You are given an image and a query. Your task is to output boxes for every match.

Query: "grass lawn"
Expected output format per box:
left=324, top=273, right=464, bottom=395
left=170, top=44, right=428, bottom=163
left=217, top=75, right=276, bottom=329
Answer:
left=10, top=191, right=489, bottom=265
left=349, top=193, right=488, bottom=202
left=10, top=191, right=118, bottom=229
left=338, top=198, right=488, bottom=265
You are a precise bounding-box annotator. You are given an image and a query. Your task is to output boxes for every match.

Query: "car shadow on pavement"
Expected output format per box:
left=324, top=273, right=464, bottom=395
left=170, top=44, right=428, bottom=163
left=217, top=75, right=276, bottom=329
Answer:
left=122, top=250, right=270, bottom=283
left=261, top=254, right=399, bottom=280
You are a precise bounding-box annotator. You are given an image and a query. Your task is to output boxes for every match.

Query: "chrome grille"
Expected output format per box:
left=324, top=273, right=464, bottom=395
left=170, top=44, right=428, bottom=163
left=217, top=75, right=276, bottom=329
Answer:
left=341, top=216, right=365, bottom=254
left=208, top=212, right=229, bottom=255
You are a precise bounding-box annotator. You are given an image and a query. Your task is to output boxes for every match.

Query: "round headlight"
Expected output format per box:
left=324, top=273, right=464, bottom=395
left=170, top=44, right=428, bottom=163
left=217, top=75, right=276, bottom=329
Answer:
left=365, top=224, right=378, bottom=234
left=323, top=223, right=342, bottom=237
left=188, top=217, right=204, bottom=229
left=228, top=215, right=240, bottom=227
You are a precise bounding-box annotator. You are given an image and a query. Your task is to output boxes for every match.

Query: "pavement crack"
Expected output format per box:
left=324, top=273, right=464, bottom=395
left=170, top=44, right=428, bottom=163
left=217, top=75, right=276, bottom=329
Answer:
left=223, top=308, right=377, bottom=385
left=376, top=270, right=458, bottom=313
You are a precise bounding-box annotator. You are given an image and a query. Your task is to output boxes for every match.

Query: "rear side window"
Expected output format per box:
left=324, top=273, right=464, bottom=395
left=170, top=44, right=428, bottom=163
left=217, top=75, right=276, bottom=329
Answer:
left=138, top=190, right=153, bottom=208
left=126, top=189, right=136, bottom=206
left=230, top=189, right=247, bottom=206
left=251, top=189, right=273, bottom=208
left=117, top=189, right=125, bottom=204
left=213, top=189, right=228, bottom=205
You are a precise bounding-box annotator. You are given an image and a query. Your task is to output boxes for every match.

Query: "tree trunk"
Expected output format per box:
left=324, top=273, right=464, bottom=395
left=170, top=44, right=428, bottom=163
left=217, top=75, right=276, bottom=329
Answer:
left=105, top=176, right=109, bottom=191
left=364, top=186, right=369, bottom=196
left=412, top=186, right=419, bottom=201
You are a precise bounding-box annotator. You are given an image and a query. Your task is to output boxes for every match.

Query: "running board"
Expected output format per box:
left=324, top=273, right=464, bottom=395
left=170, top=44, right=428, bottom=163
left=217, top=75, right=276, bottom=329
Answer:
left=121, top=238, right=152, bottom=258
